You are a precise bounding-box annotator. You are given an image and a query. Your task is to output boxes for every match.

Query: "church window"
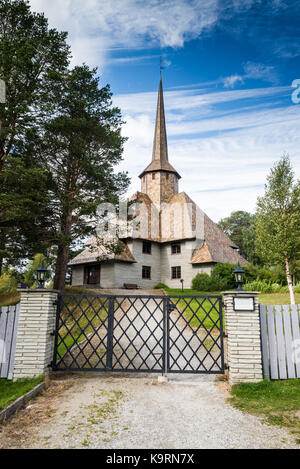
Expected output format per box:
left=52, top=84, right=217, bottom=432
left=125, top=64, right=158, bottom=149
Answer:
left=142, top=266, right=151, bottom=279
left=143, top=241, right=152, bottom=254
left=152, top=173, right=156, bottom=180
left=172, top=266, right=181, bottom=279
left=171, top=243, right=181, bottom=254
left=166, top=173, right=169, bottom=180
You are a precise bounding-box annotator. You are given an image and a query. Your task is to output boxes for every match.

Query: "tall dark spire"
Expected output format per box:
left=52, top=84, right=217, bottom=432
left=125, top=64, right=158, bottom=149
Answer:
left=152, top=75, right=168, bottom=163
left=139, top=76, right=181, bottom=179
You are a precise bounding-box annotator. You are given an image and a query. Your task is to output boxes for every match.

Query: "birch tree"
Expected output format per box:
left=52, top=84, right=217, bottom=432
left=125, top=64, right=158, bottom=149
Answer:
left=255, top=155, right=300, bottom=304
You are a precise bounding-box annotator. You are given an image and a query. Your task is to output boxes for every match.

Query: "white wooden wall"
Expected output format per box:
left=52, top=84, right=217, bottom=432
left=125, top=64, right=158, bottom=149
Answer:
left=260, top=304, right=300, bottom=380
left=0, top=304, right=20, bottom=380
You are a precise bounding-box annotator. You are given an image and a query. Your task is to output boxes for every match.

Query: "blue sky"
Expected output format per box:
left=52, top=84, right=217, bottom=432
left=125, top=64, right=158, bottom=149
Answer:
left=29, top=0, right=300, bottom=221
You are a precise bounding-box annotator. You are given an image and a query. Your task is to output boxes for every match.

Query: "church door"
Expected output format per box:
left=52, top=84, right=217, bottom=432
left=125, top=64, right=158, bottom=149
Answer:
left=84, top=265, right=101, bottom=285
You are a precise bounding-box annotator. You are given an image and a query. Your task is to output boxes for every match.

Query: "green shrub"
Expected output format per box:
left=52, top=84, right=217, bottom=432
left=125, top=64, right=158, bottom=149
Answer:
left=294, top=284, right=300, bottom=293
left=211, top=263, right=236, bottom=290
left=192, top=273, right=214, bottom=291
left=154, top=283, right=169, bottom=290
left=244, top=263, right=287, bottom=285
left=0, top=273, right=17, bottom=295
left=244, top=280, right=289, bottom=293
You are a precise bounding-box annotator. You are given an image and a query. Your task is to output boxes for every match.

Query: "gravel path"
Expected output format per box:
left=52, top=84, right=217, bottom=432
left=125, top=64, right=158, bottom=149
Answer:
left=4, top=372, right=297, bottom=449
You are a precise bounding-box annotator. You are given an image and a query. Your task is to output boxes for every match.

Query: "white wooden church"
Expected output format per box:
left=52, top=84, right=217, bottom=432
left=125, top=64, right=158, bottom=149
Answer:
left=69, top=77, right=246, bottom=289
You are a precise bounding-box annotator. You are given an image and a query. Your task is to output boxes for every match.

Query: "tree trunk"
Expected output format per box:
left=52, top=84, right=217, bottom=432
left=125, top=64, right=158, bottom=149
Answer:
left=53, top=209, right=73, bottom=292
left=285, top=254, right=295, bottom=305
left=53, top=243, right=70, bottom=292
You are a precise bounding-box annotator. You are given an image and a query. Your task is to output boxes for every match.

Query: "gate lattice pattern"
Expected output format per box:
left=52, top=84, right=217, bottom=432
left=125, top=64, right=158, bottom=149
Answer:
left=52, top=294, right=224, bottom=374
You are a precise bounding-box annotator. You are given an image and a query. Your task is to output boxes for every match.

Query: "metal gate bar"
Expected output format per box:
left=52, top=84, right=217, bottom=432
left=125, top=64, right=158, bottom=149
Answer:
left=52, top=293, right=224, bottom=374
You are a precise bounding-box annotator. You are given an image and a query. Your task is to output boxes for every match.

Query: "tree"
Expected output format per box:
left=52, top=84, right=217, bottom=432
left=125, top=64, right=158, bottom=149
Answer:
left=0, top=0, right=70, bottom=273
left=218, top=210, right=260, bottom=262
left=255, top=155, right=300, bottom=304
left=0, top=142, right=54, bottom=271
left=36, top=65, right=130, bottom=291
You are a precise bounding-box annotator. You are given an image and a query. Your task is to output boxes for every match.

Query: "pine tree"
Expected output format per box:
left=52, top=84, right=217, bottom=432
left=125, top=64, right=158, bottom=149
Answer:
left=0, top=0, right=70, bottom=272
left=36, top=65, right=130, bottom=291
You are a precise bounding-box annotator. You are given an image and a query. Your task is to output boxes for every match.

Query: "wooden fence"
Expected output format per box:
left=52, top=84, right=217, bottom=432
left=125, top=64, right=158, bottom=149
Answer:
left=0, top=304, right=20, bottom=380
left=260, top=304, right=300, bottom=380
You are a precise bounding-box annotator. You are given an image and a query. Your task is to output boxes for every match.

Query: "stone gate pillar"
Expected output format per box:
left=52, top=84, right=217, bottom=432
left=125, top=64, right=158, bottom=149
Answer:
left=222, top=291, right=263, bottom=385
left=13, top=289, right=59, bottom=380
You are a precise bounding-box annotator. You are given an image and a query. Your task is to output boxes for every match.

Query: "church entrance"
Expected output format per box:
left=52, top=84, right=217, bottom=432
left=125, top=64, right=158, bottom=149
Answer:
left=52, top=293, right=225, bottom=375
left=84, top=265, right=101, bottom=285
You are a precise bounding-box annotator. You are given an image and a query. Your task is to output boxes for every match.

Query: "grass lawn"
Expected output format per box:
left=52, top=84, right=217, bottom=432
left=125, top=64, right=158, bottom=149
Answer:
left=230, top=379, right=300, bottom=444
left=260, top=292, right=300, bottom=305
left=56, top=290, right=108, bottom=359
left=160, top=287, right=300, bottom=329
left=161, top=287, right=222, bottom=329
left=0, top=376, right=44, bottom=410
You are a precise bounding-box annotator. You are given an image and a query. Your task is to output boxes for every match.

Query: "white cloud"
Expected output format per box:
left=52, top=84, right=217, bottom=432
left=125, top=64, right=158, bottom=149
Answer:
left=29, top=0, right=220, bottom=66
left=223, top=75, right=244, bottom=88
left=29, top=0, right=271, bottom=67
left=115, top=85, right=300, bottom=221
left=109, top=55, right=160, bottom=65
left=223, top=62, right=279, bottom=88
left=243, top=62, right=279, bottom=84
left=114, top=85, right=289, bottom=115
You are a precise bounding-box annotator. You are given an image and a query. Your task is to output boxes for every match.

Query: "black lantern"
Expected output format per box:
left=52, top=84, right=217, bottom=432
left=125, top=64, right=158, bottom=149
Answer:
left=36, top=264, right=48, bottom=289
left=234, top=264, right=245, bottom=291
left=180, top=278, right=184, bottom=292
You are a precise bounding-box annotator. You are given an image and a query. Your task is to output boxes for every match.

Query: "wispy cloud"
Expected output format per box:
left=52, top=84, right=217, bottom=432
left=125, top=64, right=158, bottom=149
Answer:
left=109, top=55, right=160, bottom=65
left=223, top=62, right=279, bottom=88
left=29, top=0, right=289, bottom=67
left=115, top=84, right=300, bottom=221
left=223, top=74, right=244, bottom=88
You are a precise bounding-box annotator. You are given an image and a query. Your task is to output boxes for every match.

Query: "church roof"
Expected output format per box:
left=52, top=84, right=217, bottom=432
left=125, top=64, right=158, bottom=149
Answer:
left=68, top=237, right=136, bottom=266
left=190, top=240, right=247, bottom=265
left=139, top=76, right=181, bottom=179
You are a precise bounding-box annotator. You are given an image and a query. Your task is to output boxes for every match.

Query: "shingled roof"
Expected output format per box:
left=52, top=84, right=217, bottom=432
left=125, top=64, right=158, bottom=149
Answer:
left=122, top=190, right=247, bottom=265
left=189, top=209, right=247, bottom=265
left=68, top=237, right=136, bottom=266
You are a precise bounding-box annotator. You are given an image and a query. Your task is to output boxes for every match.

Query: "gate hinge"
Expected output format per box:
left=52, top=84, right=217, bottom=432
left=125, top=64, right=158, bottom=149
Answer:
left=224, top=363, right=229, bottom=370
left=48, top=362, right=54, bottom=369
left=53, top=300, right=58, bottom=306
left=223, top=332, right=228, bottom=338
left=50, top=330, right=56, bottom=337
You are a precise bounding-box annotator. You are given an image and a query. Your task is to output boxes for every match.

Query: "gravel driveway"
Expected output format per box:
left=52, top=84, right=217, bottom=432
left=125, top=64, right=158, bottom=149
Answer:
left=1, top=372, right=298, bottom=449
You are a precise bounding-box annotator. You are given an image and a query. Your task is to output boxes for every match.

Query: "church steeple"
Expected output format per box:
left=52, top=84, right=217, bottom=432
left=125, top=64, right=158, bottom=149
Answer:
left=152, top=75, right=169, bottom=164
left=140, top=76, right=181, bottom=207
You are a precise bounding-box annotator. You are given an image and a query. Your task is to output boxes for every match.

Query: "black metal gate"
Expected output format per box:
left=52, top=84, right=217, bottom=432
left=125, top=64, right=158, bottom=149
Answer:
left=52, top=293, right=225, bottom=374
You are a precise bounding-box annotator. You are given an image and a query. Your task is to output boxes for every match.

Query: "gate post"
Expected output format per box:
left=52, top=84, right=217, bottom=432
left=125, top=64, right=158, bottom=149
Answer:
left=13, top=289, right=59, bottom=380
left=222, top=291, right=263, bottom=385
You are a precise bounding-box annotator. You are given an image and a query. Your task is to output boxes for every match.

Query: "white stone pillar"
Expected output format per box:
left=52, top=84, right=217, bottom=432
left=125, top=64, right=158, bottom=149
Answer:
left=222, top=291, right=263, bottom=385
left=13, top=289, right=59, bottom=380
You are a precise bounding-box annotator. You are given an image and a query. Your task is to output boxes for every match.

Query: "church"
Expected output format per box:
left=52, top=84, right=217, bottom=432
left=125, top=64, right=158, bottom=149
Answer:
left=69, top=77, right=247, bottom=289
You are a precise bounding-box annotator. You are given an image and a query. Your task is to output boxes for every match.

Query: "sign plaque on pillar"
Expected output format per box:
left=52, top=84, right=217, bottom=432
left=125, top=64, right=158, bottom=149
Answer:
left=233, top=296, right=255, bottom=311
